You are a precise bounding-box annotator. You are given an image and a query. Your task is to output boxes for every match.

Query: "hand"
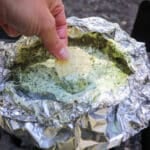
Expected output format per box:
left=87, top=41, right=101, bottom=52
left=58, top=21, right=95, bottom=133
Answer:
left=0, top=0, right=69, bottom=59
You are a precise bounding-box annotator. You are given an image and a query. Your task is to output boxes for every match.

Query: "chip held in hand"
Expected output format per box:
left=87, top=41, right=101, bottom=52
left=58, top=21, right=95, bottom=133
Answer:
left=55, top=47, right=92, bottom=78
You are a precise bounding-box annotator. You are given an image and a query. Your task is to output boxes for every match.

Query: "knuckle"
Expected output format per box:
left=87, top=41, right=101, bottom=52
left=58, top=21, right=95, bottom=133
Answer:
left=53, top=4, right=65, bottom=16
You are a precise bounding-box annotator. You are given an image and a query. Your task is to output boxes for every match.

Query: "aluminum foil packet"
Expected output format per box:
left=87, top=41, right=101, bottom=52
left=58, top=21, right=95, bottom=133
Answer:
left=0, top=17, right=150, bottom=150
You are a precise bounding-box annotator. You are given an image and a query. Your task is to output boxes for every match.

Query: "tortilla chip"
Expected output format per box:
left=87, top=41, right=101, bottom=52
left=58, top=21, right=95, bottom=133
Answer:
left=55, top=47, right=92, bottom=77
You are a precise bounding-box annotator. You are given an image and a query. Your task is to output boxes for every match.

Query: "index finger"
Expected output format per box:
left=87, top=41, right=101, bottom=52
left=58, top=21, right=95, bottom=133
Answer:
left=52, top=4, right=68, bottom=46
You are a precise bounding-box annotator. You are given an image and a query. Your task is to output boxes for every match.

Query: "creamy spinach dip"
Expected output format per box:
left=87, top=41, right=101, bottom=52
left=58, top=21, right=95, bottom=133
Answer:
left=12, top=43, right=129, bottom=103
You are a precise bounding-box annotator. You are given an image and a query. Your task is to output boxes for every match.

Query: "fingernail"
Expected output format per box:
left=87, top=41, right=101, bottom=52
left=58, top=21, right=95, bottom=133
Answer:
left=59, top=48, right=69, bottom=60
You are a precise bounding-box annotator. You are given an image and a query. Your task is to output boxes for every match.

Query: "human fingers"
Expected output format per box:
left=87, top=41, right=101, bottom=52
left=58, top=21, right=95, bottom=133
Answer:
left=0, top=24, right=20, bottom=37
left=51, top=3, right=68, bottom=46
left=39, top=12, right=69, bottom=60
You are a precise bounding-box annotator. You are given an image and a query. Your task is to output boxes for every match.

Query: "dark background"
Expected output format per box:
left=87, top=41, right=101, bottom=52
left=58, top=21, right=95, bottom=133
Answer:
left=63, top=0, right=143, bottom=34
left=0, top=0, right=149, bottom=149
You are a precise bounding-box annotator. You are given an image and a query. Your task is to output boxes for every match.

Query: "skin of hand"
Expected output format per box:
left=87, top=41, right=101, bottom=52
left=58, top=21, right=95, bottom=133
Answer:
left=0, top=0, right=69, bottom=59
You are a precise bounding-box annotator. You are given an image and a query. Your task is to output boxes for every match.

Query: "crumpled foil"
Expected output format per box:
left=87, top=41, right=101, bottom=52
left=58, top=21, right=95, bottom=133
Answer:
left=0, top=17, right=150, bottom=150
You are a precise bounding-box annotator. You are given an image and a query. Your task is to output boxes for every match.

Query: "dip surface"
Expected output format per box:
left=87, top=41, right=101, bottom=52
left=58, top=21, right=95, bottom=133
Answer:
left=12, top=46, right=128, bottom=103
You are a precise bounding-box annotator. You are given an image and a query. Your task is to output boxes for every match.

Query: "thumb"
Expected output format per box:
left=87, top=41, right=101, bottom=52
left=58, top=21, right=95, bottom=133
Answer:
left=39, top=13, right=69, bottom=60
